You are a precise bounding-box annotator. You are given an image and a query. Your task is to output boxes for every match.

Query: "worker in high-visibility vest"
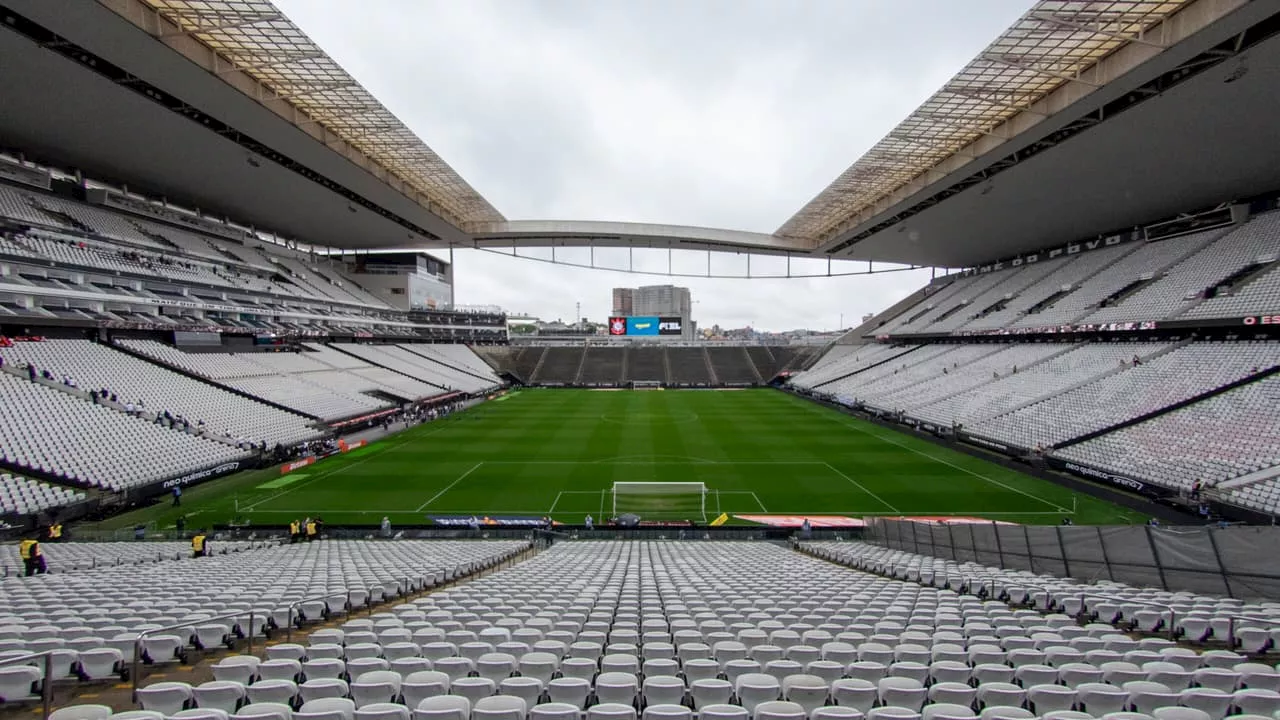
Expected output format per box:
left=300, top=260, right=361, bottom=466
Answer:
left=47, top=523, right=63, bottom=542
left=191, top=531, right=208, bottom=558
left=19, top=536, right=46, bottom=576
left=304, top=519, right=317, bottom=542
left=289, top=519, right=301, bottom=544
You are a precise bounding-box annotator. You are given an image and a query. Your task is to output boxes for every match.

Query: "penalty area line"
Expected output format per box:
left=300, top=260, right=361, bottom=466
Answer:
left=823, top=461, right=901, bottom=514
left=415, top=462, right=484, bottom=512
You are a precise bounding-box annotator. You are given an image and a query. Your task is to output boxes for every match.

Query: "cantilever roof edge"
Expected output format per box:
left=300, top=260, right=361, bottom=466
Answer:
left=469, top=220, right=809, bottom=253
left=776, top=0, right=1200, bottom=246
left=122, top=0, right=505, bottom=229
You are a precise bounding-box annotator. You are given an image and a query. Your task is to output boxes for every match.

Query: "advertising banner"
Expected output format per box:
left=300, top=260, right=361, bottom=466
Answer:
left=429, top=515, right=551, bottom=527
left=627, top=317, right=660, bottom=336
left=735, top=514, right=866, bottom=528
left=658, top=317, right=683, bottom=336
left=281, top=457, right=316, bottom=475
left=141, top=460, right=243, bottom=498
left=608, top=317, right=627, bottom=336
left=1046, top=457, right=1170, bottom=497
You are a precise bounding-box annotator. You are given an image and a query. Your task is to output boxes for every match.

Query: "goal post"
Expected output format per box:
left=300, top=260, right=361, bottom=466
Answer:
left=611, top=481, right=707, bottom=521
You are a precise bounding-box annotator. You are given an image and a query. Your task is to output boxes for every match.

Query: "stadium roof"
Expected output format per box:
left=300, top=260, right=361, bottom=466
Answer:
left=0, top=0, right=1275, bottom=267
left=776, top=0, right=1193, bottom=246
left=136, top=0, right=504, bottom=230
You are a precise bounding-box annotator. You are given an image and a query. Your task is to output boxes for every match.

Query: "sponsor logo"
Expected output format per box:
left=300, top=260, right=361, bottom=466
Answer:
left=162, top=461, right=241, bottom=490
left=1242, top=315, right=1280, bottom=326
left=659, top=321, right=681, bottom=331
left=964, top=235, right=1124, bottom=276
left=609, top=317, right=626, bottom=335
left=281, top=457, right=317, bottom=474
left=735, top=515, right=865, bottom=528
left=632, top=321, right=653, bottom=330
left=429, top=515, right=549, bottom=527
left=1062, top=462, right=1146, bottom=492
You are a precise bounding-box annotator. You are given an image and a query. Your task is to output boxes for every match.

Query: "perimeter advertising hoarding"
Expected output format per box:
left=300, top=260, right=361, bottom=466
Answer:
left=627, top=317, right=660, bottom=336
left=608, top=317, right=626, bottom=336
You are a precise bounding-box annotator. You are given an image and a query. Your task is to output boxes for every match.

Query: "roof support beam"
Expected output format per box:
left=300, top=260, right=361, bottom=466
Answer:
left=1028, top=12, right=1168, bottom=48
left=213, top=51, right=326, bottom=76
left=980, top=53, right=1102, bottom=88
left=158, top=11, right=282, bottom=38
left=941, top=86, right=1048, bottom=116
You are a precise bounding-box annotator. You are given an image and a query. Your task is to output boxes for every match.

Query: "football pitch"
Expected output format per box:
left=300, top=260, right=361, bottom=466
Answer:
left=97, top=389, right=1145, bottom=530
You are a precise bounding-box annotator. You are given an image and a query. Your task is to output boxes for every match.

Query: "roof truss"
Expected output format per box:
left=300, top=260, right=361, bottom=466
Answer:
left=777, top=0, right=1190, bottom=245
left=137, top=0, right=504, bottom=228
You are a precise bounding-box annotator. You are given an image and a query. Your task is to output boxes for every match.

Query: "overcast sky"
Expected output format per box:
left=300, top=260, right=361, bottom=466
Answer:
left=273, top=0, right=1031, bottom=331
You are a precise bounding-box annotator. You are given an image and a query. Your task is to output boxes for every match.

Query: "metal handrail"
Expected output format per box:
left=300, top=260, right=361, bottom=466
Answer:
left=284, top=591, right=352, bottom=643
left=1072, top=593, right=1178, bottom=641
left=131, top=609, right=256, bottom=701
left=0, top=651, right=53, bottom=719
left=807, top=548, right=1185, bottom=642
left=1220, top=613, right=1280, bottom=647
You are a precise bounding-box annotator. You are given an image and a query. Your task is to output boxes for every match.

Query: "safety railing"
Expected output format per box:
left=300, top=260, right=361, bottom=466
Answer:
left=1073, top=593, right=1179, bottom=641
left=1222, top=613, right=1280, bottom=648
left=284, top=591, right=352, bottom=643
left=0, top=651, right=53, bottom=719
left=799, top=545, right=1186, bottom=642
left=131, top=610, right=257, bottom=701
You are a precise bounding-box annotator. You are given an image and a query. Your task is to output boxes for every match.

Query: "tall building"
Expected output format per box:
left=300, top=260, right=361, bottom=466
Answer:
left=611, top=288, right=634, bottom=316
left=633, top=285, right=692, bottom=318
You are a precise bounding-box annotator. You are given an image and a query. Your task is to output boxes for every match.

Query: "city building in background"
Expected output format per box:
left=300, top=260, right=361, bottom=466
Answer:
left=611, top=288, right=634, bottom=317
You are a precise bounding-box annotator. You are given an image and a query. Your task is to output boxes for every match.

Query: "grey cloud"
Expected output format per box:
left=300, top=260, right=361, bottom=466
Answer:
left=273, top=0, right=1027, bottom=329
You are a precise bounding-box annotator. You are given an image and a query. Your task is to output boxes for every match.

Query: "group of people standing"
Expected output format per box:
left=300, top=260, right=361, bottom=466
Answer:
left=288, top=517, right=323, bottom=543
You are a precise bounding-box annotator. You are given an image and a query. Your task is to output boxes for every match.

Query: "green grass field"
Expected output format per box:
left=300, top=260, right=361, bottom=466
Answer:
left=94, top=389, right=1145, bottom=530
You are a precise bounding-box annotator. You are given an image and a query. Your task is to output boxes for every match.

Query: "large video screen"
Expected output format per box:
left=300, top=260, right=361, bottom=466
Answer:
left=608, top=316, right=684, bottom=336
left=626, top=316, right=660, bottom=336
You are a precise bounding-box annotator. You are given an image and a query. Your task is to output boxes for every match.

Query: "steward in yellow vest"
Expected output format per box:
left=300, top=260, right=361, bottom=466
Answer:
left=19, top=538, right=46, bottom=576
left=191, top=532, right=208, bottom=558
left=48, top=523, right=63, bottom=541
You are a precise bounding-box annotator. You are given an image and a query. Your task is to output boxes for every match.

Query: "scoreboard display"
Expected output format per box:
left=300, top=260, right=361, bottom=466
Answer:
left=608, top=316, right=683, bottom=336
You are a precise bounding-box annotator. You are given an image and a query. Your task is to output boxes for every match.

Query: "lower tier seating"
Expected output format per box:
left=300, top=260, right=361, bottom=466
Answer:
left=76, top=540, right=1280, bottom=719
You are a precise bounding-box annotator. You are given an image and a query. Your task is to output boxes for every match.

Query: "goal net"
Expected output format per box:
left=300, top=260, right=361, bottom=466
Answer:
left=631, top=380, right=662, bottom=389
left=612, top=481, right=707, bottom=521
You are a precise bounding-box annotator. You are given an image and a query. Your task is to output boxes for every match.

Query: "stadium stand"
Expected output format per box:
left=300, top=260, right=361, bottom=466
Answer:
left=0, top=540, right=266, bottom=576
left=705, top=347, right=761, bottom=385
left=973, top=342, right=1280, bottom=450
left=507, top=347, right=547, bottom=383
left=626, top=347, right=667, bottom=384
left=0, top=540, right=526, bottom=707
left=72, top=538, right=1280, bottom=720
left=0, top=473, right=84, bottom=517
left=666, top=348, right=713, bottom=386
left=117, top=340, right=394, bottom=421
left=0, top=339, right=322, bottom=447
left=0, top=371, right=249, bottom=492
left=1055, top=374, right=1280, bottom=494
left=579, top=347, right=626, bottom=385
left=530, top=348, right=585, bottom=385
